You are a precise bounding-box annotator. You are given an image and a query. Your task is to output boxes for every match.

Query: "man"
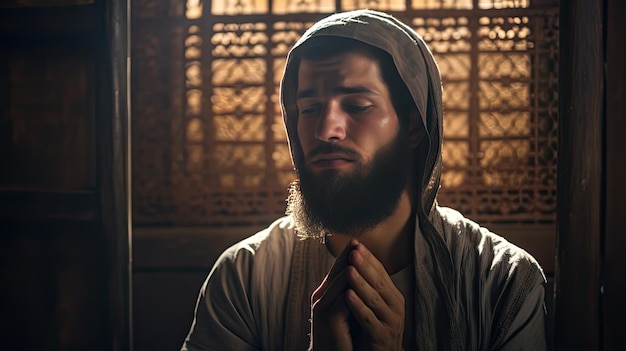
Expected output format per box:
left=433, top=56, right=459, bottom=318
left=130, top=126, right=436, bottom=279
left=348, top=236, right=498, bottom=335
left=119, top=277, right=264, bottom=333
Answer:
left=182, top=9, right=546, bottom=351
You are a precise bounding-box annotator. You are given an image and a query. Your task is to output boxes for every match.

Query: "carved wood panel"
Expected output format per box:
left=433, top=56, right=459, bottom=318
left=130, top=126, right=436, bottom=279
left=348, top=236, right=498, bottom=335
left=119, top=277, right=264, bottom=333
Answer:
left=132, top=0, right=559, bottom=226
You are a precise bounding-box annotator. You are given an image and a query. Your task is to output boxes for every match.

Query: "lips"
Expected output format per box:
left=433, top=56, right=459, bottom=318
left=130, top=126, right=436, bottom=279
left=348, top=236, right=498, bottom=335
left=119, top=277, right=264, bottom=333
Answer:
left=310, top=153, right=355, bottom=169
left=304, top=143, right=362, bottom=170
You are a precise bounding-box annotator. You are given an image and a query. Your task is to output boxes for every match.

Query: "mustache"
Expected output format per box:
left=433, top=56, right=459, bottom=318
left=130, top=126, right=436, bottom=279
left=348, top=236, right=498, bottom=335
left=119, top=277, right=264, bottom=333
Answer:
left=306, top=143, right=362, bottom=161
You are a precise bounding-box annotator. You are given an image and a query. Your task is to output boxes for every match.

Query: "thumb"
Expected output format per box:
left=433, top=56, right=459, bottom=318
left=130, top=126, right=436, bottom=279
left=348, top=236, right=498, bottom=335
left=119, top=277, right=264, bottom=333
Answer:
left=312, top=239, right=358, bottom=302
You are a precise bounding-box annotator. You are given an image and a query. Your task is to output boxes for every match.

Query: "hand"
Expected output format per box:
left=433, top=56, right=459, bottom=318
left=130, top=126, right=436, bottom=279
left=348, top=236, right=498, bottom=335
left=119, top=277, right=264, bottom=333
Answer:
left=309, top=239, right=358, bottom=351
left=345, top=242, right=405, bottom=351
left=310, top=239, right=406, bottom=351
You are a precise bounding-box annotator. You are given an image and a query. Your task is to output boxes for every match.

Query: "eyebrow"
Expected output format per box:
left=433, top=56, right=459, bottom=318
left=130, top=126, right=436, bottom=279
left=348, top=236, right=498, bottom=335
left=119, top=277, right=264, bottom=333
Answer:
left=296, top=86, right=379, bottom=100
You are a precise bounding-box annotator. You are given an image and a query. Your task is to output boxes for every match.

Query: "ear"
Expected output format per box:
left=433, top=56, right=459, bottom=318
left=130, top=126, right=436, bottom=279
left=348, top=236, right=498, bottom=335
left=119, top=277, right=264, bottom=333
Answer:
left=407, top=107, right=426, bottom=148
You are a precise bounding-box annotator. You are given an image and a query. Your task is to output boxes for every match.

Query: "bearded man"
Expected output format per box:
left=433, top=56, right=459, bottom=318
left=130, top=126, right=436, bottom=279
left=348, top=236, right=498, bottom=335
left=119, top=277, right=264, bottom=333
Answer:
left=182, top=9, right=547, bottom=351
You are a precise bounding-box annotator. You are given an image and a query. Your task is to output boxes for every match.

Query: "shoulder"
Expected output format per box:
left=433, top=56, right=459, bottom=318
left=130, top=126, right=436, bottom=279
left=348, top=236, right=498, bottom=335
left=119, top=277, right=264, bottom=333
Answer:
left=185, top=217, right=298, bottom=350
left=211, top=216, right=298, bottom=276
left=433, top=207, right=547, bottom=348
left=435, top=206, right=545, bottom=283
left=201, top=216, right=298, bottom=332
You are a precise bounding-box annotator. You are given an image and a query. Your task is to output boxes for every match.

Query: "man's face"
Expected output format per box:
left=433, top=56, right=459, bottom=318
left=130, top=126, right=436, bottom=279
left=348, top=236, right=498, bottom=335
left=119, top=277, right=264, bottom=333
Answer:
left=287, top=50, right=411, bottom=237
left=295, top=51, right=401, bottom=176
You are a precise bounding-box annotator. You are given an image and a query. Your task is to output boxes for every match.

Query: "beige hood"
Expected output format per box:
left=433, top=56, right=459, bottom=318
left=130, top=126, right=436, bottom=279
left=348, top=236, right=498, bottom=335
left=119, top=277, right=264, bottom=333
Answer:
left=279, top=9, right=444, bottom=217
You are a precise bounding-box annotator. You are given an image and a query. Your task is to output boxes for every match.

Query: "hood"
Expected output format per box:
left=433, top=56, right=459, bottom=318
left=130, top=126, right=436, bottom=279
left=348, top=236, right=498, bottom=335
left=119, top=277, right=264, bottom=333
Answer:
left=279, top=9, right=444, bottom=216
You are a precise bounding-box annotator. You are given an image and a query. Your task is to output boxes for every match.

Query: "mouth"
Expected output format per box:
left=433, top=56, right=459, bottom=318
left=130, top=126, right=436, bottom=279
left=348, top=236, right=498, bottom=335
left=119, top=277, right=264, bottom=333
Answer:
left=310, top=153, right=356, bottom=170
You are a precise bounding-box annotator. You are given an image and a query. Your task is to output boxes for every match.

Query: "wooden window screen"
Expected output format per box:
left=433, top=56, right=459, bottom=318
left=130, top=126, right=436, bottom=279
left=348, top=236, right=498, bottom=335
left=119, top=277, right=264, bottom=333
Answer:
left=131, top=0, right=559, bottom=227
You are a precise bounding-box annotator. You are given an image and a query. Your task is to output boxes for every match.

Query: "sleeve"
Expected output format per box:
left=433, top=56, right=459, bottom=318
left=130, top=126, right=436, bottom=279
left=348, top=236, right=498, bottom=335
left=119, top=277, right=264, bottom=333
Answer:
left=181, top=247, right=260, bottom=351
left=490, top=260, right=547, bottom=351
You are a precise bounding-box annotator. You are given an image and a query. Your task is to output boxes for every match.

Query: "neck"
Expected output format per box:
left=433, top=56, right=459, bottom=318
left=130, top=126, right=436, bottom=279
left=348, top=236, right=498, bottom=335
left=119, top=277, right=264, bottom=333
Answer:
left=326, top=190, right=415, bottom=275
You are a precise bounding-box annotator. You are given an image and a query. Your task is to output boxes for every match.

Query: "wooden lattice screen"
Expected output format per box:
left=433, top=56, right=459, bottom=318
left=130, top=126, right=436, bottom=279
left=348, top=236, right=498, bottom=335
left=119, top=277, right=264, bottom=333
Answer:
left=131, top=0, right=559, bottom=227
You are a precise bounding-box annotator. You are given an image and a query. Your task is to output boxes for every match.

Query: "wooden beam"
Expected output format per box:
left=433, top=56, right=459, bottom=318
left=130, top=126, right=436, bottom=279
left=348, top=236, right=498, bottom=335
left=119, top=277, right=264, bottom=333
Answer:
left=603, top=0, right=626, bottom=349
left=554, top=0, right=604, bottom=350
left=95, top=0, right=131, bottom=349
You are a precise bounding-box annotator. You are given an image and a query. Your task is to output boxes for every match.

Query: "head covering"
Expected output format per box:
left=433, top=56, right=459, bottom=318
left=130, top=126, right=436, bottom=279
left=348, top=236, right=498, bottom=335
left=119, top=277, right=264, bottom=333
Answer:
left=280, top=9, right=444, bottom=218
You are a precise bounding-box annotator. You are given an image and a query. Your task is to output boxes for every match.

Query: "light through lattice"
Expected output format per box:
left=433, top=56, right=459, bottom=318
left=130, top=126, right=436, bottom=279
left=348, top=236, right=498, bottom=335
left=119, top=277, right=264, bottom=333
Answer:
left=132, top=0, right=558, bottom=226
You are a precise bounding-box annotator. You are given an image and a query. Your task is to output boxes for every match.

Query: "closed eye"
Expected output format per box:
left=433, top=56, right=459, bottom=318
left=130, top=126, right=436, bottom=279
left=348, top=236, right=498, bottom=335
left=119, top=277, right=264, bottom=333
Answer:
left=345, top=104, right=373, bottom=114
left=298, top=103, right=322, bottom=117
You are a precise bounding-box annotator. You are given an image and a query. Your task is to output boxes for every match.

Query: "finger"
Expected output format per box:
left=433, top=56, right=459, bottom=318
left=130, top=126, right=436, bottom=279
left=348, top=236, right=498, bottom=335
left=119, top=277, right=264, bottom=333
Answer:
left=313, top=267, right=351, bottom=310
left=346, top=265, right=401, bottom=325
left=312, top=238, right=358, bottom=302
left=311, top=288, right=353, bottom=351
left=327, top=238, right=359, bottom=281
left=344, top=288, right=385, bottom=331
left=346, top=286, right=404, bottom=345
left=349, top=244, right=404, bottom=312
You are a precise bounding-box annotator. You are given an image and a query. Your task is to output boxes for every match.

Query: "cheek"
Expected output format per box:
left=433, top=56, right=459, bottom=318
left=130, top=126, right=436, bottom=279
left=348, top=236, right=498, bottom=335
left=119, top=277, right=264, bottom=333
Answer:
left=296, top=119, right=312, bottom=151
left=377, top=115, right=394, bottom=130
left=372, top=111, right=400, bottom=140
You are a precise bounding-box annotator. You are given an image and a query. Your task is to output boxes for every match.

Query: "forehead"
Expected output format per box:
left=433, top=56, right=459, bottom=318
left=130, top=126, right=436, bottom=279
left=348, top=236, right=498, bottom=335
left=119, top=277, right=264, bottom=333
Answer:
left=297, top=51, right=385, bottom=89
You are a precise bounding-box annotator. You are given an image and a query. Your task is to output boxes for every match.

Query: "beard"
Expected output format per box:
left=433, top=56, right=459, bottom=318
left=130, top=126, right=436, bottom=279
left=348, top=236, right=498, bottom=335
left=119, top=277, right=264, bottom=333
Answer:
left=286, top=131, right=411, bottom=240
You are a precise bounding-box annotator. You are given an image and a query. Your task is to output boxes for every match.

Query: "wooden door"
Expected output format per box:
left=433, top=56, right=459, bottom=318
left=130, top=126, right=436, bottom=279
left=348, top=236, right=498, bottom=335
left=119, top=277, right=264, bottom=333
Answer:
left=0, top=1, right=130, bottom=350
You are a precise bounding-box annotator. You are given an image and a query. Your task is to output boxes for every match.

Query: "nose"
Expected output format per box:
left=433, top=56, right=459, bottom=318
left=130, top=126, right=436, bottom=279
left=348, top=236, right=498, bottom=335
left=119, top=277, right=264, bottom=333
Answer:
left=314, top=101, right=347, bottom=142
